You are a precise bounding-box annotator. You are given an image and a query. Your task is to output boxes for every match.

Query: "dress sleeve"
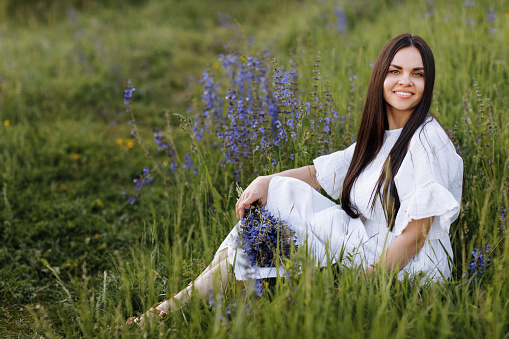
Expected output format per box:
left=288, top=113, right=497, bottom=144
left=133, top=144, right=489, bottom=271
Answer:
left=312, top=143, right=356, bottom=200
left=393, top=119, right=463, bottom=239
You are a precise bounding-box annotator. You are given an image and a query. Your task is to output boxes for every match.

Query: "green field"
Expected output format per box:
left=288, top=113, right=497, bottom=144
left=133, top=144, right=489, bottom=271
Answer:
left=0, top=0, right=508, bottom=337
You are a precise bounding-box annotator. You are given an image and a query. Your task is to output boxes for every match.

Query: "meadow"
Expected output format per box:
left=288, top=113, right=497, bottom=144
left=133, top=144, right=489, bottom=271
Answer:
left=0, top=0, right=507, bottom=337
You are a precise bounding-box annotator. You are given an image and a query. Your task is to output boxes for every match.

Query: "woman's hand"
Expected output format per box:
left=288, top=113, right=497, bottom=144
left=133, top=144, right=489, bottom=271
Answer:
left=366, top=217, right=434, bottom=277
left=235, top=176, right=272, bottom=219
left=234, top=165, right=320, bottom=219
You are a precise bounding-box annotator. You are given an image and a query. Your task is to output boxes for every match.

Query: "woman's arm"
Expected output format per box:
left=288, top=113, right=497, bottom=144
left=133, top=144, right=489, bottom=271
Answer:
left=365, top=216, right=434, bottom=277
left=235, top=165, right=320, bottom=218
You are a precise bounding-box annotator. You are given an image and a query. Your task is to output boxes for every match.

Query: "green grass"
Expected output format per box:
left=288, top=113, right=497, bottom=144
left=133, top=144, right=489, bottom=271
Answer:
left=0, top=0, right=508, bottom=337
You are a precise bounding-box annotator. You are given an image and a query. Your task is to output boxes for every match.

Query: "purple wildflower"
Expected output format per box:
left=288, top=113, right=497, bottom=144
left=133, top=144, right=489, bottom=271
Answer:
left=184, top=153, right=198, bottom=174
left=254, top=279, right=263, bottom=297
left=133, top=166, right=153, bottom=192
left=467, top=244, right=491, bottom=279
left=123, top=166, right=152, bottom=205
left=153, top=129, right=169, bottom=151
left=193, top=71, right=224, bottom=141
left=486, top=9, right=496, bottom=23
left=334, top=8, right=348, bottom=34
left=123, top=81, right=135, bottom=105
left=239, top=203, right=298, bottom=268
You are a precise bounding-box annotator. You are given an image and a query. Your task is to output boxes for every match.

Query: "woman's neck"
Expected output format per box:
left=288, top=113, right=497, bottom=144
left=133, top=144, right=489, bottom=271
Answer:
left=386, top=107, right=412, bottom=130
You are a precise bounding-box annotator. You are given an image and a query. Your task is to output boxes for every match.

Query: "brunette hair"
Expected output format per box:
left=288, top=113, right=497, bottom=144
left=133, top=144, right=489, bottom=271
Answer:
left=340, top=33, right=435, bottom=229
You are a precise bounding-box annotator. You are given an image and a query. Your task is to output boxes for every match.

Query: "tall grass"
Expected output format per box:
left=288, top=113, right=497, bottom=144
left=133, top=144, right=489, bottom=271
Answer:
left=1, top=0, right=508, bottom=337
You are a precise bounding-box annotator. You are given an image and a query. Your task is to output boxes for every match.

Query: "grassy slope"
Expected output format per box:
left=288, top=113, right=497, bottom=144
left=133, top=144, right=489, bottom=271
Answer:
left=0, top=0, right=508, bottom=337
left=0, top=1, right=308, bottom=336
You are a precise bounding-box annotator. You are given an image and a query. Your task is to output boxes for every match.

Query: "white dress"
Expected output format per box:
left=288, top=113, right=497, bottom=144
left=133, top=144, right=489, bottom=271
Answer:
left=217, top=117, right=463, bottom=281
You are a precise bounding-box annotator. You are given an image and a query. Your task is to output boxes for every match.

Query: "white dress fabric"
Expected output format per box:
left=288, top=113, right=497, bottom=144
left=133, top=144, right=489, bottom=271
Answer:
left=217, top=117, right=463, bottom=281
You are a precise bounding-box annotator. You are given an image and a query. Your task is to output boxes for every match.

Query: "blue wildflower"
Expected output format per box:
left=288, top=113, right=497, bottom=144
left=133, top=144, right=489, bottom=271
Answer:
left=123, top=81, right=136, bottom=105
left=123, top=166, right=152, bottom=205
left=238, top=203, right=298, bottom=268
left=254, top=279, right=263, bottom=297
left=183, top=153, right=198, bottom=174
left=216, top=12, right=234, bottom=28
left=133, top=166, right=153, bottom=192
left=193, top=71, right=224, bottom=141
left=333, top=8, right=348, bottom=34
left=467, top=244, right=491, bottom=279
left=207, top=289, right=223, bottom=310
left=349, top=74, right=357, bottom=92
left=486, top=9, right=496, bottom=24
left=183, top=153, right=193, bottom=169
left=153, top=129, right=169, bottom=151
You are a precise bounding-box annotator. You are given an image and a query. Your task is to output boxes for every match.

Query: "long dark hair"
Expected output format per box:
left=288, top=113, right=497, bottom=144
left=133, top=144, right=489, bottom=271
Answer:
left=340, top=33, right=436, bottom=230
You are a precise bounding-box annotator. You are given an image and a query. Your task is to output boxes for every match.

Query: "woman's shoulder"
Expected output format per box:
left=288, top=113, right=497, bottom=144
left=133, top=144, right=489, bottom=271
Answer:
left=396, top=115, right=464, bottom=200
left=409, top=116, right=457, bottom=156
left=315, top=142, right=357, bottom=162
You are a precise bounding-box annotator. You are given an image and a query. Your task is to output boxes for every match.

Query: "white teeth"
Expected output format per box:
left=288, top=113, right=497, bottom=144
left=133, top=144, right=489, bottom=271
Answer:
left=395, top=91, right=412, bottom=96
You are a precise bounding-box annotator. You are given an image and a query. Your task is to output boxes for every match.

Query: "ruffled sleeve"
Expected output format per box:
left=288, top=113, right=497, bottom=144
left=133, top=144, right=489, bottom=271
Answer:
left=313, top=143, right=356, bottom=200
left=393, top=118, right=463, bottom=238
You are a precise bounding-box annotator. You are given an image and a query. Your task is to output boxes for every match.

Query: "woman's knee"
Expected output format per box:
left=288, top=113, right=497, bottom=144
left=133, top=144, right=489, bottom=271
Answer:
left=216, top=247, right=228, bottom=263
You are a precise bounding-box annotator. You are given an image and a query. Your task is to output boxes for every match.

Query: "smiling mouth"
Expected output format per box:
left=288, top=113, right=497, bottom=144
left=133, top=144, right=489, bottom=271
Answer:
left=394, top=91, right=414, bottom=98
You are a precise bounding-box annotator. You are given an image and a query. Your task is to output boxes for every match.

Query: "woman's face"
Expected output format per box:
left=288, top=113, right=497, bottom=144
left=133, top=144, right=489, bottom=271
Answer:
left=383, top=46, right=425, bottom=119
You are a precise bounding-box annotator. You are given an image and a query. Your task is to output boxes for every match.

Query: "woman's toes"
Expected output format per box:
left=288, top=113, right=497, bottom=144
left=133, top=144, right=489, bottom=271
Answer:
left=126, top=316, right=138, bottom=326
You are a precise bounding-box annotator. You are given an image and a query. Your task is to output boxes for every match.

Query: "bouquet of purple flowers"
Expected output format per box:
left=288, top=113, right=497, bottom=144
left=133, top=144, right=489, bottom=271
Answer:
left=239, top=203, right=298, bottom=268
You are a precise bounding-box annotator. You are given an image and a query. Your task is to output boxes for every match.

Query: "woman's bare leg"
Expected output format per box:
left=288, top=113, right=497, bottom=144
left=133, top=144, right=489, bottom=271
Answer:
left=155, top=248, right=231, bottom=314
left=127, top=248, right=232, bottom=326
left=193, top=248, right=229, bottom=281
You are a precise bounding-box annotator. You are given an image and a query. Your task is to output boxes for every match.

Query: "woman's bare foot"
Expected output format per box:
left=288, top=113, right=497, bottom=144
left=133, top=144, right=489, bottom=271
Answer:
left=126, top=248, right=230, bottom=327
left=125, top=300, right=171, bottom=327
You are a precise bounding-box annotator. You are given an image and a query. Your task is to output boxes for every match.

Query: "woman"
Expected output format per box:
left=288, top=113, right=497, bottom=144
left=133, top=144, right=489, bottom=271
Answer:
left=127, top=33, right=463, bottom=325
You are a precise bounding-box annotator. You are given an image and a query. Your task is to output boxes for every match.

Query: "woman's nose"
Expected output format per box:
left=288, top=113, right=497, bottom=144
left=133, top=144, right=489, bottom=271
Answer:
left=398, top=75, right=412, bottom=86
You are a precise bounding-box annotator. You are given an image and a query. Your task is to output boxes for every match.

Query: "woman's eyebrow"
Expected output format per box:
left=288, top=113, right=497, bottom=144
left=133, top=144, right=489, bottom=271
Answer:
left=389, top=64, right=425, bottom=71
